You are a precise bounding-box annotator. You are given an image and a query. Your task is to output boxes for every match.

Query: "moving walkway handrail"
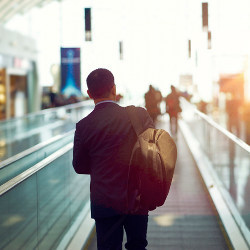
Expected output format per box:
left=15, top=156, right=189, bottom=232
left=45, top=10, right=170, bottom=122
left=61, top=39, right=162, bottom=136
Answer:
left=0, top=99, right=93, bottom=125
left=181, top=97, right=250, bottom=152
left=0, top=129, right=75, bottom=169
left=0, top=142, right=73, bottom=196
left=0, top=140, right=92, bottom=250
left=195, top=109, right=250, bottom=152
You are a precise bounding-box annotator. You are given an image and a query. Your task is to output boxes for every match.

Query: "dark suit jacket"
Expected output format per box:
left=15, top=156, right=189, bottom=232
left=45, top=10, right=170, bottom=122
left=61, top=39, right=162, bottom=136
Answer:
left=72, top=102, right=154, bottom=218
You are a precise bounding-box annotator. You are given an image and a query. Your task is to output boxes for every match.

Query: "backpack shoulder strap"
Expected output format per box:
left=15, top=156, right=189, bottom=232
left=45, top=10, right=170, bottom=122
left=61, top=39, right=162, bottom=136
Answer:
left=125, top=105, right=145, bottom=136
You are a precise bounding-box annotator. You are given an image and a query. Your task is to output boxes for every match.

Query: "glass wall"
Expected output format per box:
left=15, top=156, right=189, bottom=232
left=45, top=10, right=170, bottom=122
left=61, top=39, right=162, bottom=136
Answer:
left=182, top=99, right=250, bottom=236
left=0, top=148, right=90, bottom=249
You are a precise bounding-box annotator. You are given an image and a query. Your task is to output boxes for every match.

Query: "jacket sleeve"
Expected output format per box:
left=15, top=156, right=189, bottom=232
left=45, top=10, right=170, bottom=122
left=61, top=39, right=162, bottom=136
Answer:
left=138, top=107, right=155, bottom=130
left=72, top=123, right=91, bottom=174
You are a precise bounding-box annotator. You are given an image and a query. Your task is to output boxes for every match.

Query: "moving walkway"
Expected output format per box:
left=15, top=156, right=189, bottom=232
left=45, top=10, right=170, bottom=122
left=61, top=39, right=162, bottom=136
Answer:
left=0, top=100, right=249, bottom=249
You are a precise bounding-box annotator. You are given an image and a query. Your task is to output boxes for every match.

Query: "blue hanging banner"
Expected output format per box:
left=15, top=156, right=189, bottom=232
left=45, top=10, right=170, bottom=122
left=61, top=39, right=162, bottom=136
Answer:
left=60, top=47, right=82, bottom=97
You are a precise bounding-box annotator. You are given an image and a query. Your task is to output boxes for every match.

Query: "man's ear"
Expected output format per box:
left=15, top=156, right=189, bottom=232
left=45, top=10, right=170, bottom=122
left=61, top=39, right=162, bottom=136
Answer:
left=87, top=90, right=93, bottom=99
left=111, top=85, right=116, bottom=97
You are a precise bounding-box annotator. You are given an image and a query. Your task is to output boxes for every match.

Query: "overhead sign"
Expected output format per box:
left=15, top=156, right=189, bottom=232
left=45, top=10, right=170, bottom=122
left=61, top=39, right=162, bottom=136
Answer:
left=60, top=48, right=82, bottom=97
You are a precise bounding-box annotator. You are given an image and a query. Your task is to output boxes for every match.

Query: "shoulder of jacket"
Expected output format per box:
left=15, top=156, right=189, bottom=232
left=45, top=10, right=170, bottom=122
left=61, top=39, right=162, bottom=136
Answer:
left=127, top=105, right=148, bottom=116
left=76, top=114, right=90, bottom=127
left=134, top=106, right=147, bottom=112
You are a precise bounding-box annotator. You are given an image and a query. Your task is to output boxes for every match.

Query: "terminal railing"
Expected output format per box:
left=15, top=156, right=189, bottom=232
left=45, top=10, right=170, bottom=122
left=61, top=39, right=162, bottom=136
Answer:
left=0, top=100, right=94, bottom=161
left=0, top=130, right=75, bottom=186
left=0, top=100, right=98, bottom=249
left=181, top=99, right=250, bottom=248
left=0, top=101, right=96, bottom=188
left=0, top=142, right=90, bottom=250
left=0, top=100, right=93, bottom=141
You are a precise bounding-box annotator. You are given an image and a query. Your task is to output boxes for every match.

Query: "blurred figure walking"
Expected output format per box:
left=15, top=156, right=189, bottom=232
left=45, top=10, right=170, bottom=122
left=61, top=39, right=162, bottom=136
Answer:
left=226, top=94, right=241, bottom=137
left=144, top=85, right=162, bottom=123
left=165, top=85, right=182, bottom=136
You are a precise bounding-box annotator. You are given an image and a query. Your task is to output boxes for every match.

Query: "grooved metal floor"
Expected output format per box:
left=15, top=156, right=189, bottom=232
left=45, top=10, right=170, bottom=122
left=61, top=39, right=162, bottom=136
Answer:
left=87, top=117, right=230, bottom=249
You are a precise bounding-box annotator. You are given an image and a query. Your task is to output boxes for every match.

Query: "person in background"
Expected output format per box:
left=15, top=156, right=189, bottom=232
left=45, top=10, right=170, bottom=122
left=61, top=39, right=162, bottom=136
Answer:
left=48, top=87, right=56, bottom=107
left=165, top=85, right=182, bottom=136
left=198, top=100, right=208, bottom=114
left=144, top=85, right=161, bottom=123
left=225, top=93, right=241, bottom=137
left=67, top=95, right=78, bottom=104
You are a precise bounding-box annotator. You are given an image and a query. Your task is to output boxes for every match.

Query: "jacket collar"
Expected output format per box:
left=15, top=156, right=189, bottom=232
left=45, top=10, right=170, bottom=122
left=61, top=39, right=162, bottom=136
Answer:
left=94, top=101, right=119, bottom=110
left=95, top=100, right=117, bottom=106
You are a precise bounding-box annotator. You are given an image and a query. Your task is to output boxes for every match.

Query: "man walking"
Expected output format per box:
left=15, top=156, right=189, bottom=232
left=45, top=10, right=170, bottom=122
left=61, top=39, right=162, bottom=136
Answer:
left=72, top=68, right=155, bottom=249
left=165, top=85, right=182, bottom=136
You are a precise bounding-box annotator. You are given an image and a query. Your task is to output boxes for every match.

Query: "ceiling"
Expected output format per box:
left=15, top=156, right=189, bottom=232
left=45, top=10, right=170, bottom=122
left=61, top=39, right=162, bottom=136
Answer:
left=0, top=0, right=57, bottom=24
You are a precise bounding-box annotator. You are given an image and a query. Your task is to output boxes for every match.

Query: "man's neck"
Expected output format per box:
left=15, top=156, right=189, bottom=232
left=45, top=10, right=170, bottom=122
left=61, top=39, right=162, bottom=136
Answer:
left=94, top=97, right=116, bottom=105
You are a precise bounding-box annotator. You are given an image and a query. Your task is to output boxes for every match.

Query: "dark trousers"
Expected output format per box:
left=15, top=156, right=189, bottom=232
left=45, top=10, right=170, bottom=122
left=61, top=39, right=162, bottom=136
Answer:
left=95, top=214, right=148, bottom=250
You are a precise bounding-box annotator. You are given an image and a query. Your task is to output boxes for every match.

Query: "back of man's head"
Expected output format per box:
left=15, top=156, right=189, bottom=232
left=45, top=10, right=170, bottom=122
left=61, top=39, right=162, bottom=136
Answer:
left=87, top=68, right=115, bottom=99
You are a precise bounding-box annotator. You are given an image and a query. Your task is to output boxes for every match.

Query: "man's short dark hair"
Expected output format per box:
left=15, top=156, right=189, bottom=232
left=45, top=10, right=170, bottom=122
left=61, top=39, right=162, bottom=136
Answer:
left=87, top=68, right=115, bottom=99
